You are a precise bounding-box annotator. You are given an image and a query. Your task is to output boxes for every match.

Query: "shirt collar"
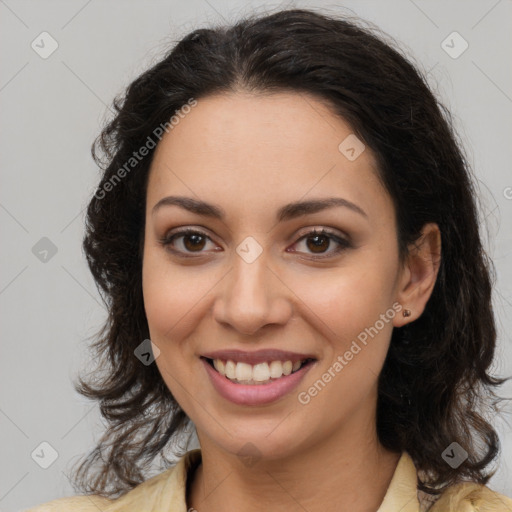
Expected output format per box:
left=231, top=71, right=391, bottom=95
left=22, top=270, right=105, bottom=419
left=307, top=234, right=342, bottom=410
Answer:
left=376, top=451, right=422, bottom=511
left=104, top=449, right=421, bottom=512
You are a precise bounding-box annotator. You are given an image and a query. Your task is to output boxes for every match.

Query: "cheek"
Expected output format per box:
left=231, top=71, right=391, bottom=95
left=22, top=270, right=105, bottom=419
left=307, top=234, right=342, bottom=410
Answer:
left=292, top=274, right=395, bottom=417
left=142, top=252, right=193, bottom=340
left=285, top=254, right=398, bottom=391
left=292, top=259, right=396, bottom=336
left=142, top=254, right=204, bottom=409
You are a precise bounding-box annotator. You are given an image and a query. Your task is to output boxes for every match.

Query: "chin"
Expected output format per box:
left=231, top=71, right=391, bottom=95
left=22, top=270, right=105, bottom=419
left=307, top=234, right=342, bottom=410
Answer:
left=198, top=419, right=312, bottom=464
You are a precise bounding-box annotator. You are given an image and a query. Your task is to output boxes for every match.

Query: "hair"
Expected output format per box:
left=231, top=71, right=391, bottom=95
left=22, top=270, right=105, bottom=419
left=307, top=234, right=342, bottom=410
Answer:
left=71, top=6, right=511, bottom=500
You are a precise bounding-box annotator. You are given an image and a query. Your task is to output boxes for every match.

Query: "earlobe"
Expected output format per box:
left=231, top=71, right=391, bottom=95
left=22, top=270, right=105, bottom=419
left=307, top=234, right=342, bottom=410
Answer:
left=393, top=223, right=441, bottom=328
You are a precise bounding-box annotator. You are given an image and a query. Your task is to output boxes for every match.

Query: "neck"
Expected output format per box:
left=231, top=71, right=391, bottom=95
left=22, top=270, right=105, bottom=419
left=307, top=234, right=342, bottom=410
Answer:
left=187, top=421, right=401, bottom=512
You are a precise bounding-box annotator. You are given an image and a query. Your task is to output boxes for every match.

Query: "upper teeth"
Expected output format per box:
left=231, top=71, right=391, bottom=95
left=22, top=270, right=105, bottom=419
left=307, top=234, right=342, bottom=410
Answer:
left=212, top=359, right=304, bottom=383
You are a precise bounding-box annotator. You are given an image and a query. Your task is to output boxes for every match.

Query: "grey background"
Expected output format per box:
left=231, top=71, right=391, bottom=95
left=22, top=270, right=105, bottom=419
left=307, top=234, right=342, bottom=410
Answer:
left=1, top=1, right=511, bottom=510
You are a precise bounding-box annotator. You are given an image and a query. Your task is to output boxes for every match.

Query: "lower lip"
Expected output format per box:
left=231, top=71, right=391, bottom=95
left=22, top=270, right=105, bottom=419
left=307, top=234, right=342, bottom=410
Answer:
left=201, top=358, right=315, bottom=406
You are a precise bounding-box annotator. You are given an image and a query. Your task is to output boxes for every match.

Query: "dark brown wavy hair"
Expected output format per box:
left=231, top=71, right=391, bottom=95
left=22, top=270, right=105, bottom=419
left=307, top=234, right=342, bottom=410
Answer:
left=71, top=6, right=511, bottom=500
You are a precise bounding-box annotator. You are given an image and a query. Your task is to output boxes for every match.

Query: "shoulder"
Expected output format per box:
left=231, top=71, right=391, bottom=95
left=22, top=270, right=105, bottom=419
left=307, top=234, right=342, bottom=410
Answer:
left=24, top=449, right=202, bottom=512
left=428, top=481, right=512, bottom=512
left=22, top=494, right=112, bottom=512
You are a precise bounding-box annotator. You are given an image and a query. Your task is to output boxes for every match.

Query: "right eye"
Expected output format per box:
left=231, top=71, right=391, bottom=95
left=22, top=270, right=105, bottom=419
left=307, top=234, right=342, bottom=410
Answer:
left=159, top=228, right=220, bottom=257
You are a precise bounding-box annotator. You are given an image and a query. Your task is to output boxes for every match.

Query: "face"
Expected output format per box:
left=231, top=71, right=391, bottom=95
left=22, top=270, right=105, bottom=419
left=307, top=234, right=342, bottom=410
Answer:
left=142, top=91, right=407, bottom=462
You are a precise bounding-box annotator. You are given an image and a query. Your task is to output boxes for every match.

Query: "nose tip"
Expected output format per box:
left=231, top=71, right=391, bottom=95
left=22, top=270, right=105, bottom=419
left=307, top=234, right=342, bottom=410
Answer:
left=212, top=256, right=292, bottom=334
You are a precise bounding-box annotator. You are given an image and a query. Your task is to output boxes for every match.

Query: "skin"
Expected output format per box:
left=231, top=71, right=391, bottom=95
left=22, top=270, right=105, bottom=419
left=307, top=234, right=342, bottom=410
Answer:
left=142, top=90, right=441, bottom=512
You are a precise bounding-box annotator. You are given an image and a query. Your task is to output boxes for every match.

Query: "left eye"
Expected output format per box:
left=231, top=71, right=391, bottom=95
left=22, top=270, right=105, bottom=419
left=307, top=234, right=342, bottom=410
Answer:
left=291, top=228, right=351, bottom=257
left=160, top=228, right=351, bottom=259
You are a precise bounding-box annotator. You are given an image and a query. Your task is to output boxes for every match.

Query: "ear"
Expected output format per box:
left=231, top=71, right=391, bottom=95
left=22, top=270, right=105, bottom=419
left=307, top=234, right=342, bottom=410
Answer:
left=393, top=222, right=442, bottom=328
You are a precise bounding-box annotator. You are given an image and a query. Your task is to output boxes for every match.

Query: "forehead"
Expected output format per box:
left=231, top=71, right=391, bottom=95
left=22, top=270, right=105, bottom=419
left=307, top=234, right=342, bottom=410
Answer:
left=146, top=91, right=391, bottom=224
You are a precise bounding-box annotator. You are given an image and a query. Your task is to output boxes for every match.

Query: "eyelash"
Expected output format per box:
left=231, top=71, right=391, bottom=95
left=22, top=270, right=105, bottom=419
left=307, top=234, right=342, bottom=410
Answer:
left=158, top=227, right=352, bottom=260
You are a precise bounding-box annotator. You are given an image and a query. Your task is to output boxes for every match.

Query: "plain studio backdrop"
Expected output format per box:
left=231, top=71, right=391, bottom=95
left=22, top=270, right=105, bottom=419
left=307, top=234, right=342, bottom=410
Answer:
left=0, top=1, right=511, bottom=510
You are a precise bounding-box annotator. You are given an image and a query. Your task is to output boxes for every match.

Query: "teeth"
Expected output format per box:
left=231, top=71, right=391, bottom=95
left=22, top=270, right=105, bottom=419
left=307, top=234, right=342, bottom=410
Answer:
left=211, top=358, right=308, bottom=384
left=269, top=360, right=283, bottom=378
left=282, top=361, right=293, bottom=376
left=253, top=362, right=270, bottom=382
left=224, top=360, right=236, bottom=379
left=213, top=359, right=225, bottom=375
left=235, top=362, right=253, bottom=381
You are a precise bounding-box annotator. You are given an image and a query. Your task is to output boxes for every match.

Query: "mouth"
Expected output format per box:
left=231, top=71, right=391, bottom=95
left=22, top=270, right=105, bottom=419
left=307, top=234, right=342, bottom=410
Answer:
left=199, top=350, right=318, bottom=406
left=201, top=356, right=316, bottom=385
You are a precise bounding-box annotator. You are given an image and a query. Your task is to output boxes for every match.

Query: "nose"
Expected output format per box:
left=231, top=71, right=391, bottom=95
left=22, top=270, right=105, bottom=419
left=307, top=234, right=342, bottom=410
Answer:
left=212, top=248, right=293, bottom=336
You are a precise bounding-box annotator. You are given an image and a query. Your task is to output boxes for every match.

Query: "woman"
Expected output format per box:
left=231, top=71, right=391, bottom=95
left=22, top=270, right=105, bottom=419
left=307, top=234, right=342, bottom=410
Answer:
left=27, top=8, right=512, bottom=512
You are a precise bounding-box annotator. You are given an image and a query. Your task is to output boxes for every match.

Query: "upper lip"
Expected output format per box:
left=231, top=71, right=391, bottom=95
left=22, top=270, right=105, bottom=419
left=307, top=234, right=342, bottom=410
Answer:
left=201, top=349, right=317, bottom=365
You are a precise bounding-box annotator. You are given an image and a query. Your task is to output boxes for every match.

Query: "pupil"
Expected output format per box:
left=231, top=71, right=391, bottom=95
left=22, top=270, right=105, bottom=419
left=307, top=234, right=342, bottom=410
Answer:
left=184, top=234, right=205, bottom=251
left=307, top=234, right=328, bottom=253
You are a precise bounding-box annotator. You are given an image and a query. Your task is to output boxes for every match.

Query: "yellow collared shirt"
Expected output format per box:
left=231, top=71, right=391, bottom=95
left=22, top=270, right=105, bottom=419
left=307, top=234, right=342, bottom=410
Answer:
left=25, top=449, right=512, bottom=511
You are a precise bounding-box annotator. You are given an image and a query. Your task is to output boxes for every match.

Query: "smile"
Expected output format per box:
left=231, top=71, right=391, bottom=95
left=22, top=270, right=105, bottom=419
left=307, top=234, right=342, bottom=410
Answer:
left=200, top=350, right=317, bottom=406
left=206, top=358, right=314, bottom=385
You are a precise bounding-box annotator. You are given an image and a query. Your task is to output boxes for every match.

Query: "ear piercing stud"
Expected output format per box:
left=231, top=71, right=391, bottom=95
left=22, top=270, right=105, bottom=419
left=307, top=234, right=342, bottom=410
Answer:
left=402, top=309, right=412, bottom=318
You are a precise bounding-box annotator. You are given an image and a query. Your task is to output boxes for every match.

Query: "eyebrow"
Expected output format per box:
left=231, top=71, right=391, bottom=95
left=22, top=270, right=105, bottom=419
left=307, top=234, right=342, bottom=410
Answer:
left=151, top=195, right=368, bottom=221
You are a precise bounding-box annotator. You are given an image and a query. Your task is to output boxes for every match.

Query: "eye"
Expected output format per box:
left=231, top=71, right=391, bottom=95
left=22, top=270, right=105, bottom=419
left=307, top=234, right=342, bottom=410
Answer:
left=159, top=228, right=218, bottom=256
left=288, top=228, right=352, bottom=259
left=159, top=227, right=351, bottom=259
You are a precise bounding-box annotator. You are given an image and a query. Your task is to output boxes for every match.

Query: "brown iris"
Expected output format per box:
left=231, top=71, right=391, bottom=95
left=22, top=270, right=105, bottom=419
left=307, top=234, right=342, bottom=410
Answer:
left=183, top=233, right=207, bottom=252
left=306, top=233, right=330, bottom=253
